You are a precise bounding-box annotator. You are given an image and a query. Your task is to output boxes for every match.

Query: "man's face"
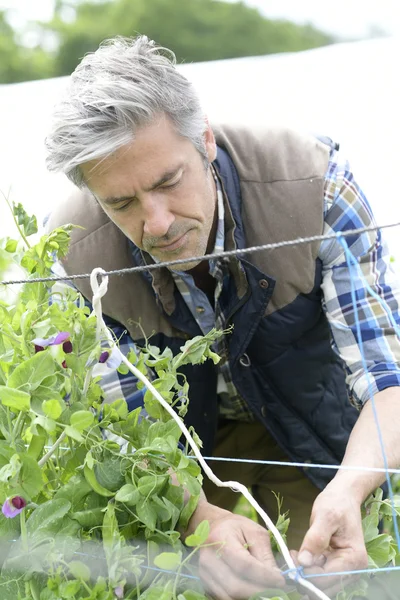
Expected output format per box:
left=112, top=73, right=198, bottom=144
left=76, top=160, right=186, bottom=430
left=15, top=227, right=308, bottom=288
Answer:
left=81, top=116, right=217, bottom=271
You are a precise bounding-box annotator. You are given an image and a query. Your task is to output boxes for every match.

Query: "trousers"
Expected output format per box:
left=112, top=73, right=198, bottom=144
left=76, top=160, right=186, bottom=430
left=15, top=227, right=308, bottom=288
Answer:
left=202, top=419, right=320, bottom=550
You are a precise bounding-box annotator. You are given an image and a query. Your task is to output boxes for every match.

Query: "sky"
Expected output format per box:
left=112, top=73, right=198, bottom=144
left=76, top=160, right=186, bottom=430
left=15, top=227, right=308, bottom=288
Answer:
left=1, top=0, right=400, bottom=39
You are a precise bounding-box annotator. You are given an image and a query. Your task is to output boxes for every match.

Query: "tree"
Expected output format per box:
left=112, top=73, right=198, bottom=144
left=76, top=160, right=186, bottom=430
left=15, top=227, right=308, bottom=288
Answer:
left=0, top=0, right=335, bottom=83
left=45, top=0, right=335, bottom=76
left=0, top=11, right=53, bottom=83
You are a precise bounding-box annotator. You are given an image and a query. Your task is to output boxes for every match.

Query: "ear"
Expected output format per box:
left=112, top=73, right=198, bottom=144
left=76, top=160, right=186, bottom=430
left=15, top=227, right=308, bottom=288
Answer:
left=204, top=118, right=217, bottom=163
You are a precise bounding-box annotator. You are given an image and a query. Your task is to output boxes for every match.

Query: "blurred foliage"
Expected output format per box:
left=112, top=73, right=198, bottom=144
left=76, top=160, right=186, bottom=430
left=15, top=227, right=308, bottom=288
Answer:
left=0, top=0, right=335, bottom=84
left=0, top=11, right=53, bottom=83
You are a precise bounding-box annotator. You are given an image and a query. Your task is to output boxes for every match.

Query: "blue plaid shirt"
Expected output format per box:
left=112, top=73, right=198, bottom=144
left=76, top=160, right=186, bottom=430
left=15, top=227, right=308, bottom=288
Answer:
left=58, top=148, right=400, bottom=414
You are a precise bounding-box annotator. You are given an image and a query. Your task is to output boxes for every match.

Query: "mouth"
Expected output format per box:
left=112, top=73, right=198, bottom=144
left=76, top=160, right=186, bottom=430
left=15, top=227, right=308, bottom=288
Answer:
left=152, top=231, right=189, bottom=253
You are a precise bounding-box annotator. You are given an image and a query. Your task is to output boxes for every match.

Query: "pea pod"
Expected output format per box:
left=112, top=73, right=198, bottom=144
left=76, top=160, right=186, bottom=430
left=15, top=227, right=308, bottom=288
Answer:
left=27, top=431, right=46, bottom=461
left=71, top=507, right=105, bottom=528
left=83, top=464, right=114, bottom=497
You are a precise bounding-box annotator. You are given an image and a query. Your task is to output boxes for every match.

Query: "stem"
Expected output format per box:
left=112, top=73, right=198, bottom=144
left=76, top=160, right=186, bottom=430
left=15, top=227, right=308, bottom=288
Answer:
left=3, top=193, right=31, bottom=249
left=12, top=411, right=25, bottom=443
left=83, top=365, right=93, bottom=397
left=172, top=546, right=199, bottom=599
left=38, top=430, right=67, bottom=467
left=20, top=508, right=28, bottom=552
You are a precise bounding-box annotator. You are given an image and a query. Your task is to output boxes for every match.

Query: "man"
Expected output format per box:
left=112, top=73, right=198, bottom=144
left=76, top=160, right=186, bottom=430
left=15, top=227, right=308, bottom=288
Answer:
left=46, top=36, right=400, bottom=599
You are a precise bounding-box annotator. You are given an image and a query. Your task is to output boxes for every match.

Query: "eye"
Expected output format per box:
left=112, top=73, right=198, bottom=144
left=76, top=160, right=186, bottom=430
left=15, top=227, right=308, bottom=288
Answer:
left=112, top=200, right=134, bottom=212
left=162, top=174, right=182, bottom=190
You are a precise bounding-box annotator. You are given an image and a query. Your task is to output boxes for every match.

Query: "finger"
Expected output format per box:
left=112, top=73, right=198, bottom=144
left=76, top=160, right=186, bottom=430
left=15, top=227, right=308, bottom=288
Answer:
left=298, top=515, right=335, bottom=567
left=227, top=537, right=284, bottom=588
left=245, top=534, right=285, bottom=587
left=204, top=576, right=232, bottom=600
left=302, top=551, right=365, bottom=593
left=200, top=546, right=285, bottom=600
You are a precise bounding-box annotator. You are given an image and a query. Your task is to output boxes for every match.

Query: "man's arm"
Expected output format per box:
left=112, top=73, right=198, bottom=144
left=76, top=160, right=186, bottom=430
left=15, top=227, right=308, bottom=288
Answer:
left=298, top=149, right=400, bottom=589
left=298, top=387, right=400, bottom=588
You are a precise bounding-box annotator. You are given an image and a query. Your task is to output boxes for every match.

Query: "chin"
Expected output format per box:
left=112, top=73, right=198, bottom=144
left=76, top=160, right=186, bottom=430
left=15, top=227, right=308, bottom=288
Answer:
left=169, top=258, right=202, bottom=272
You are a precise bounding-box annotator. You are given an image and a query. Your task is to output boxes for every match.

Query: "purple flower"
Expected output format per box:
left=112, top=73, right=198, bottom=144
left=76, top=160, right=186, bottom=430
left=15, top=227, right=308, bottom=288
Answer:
left=114, top=586, right=124, bottom=599
left=62, top=340, right=73, bottom=354
left=2, top=496, right=27, bottom=518
left=32, top=331, right=70, bottom=350
left=99, top=347, right=122, bottom=369
left=99, top=351, right=109, bottom=364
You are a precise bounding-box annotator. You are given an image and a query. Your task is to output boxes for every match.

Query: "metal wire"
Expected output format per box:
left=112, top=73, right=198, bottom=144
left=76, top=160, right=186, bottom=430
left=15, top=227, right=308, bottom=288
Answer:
left=1, top=220, right=400, bottom=286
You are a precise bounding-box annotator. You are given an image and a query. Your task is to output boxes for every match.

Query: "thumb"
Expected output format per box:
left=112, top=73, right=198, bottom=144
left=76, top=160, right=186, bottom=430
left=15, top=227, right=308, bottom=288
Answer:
left=298, top=516, right=334, bottom=567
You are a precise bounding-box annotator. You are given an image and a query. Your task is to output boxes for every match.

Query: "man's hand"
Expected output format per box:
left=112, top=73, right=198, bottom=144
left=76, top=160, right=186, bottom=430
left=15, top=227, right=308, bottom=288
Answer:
left=296, top=484, right=368, bottom=593
left=186, top=500, right=285, bottom=600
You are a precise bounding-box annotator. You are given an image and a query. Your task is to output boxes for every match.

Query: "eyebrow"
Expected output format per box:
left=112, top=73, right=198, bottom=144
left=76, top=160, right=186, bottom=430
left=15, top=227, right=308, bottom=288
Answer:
left=102, top=166, right=182, bottom=206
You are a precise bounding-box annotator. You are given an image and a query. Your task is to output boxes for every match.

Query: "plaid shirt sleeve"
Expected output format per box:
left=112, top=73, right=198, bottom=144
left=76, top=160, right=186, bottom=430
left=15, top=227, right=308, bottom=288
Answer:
left=320, top=149, right=400, bottom=406
left=95, top=315, right=145, bottom=412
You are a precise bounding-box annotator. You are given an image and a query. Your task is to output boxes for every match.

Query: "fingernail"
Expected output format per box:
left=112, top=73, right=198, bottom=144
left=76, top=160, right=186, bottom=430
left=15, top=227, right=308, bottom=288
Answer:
left=298, top=550, right=314, bottom=567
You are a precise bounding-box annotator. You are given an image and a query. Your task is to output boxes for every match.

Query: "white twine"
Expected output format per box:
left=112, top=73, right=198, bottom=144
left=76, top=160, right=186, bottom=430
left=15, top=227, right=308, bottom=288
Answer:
left=89, top=267, right=330, bottom=600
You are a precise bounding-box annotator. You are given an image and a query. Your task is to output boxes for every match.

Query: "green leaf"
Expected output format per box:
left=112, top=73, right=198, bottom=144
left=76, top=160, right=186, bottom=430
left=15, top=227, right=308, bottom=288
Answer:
left=102, top=502, right=120, bottom=564
left=59, top=579, right=81, bottom=598
left=68, top=561, right=91, bottom=582
left=154, top=551, right=182, bottom=572
left=137, top=497, right=157, bottom=531
left=137, top=475, right=159, bottom=496
left=64, top=426, right=84, bottom=442
left=70, top=410, right=94, bottom=431
left=109, top=398, right=128, bottom=420
left=13, top=202, right=38, bottom=237
left=176, top=470, right=201, bottom=496
left=18, top=455, right=44, bottom=499
left=5, top=239, right=18, bottom=253
left=0, top=509, right=21, bottom=540
left=0, top=386, right=30, bottom=412
left=115, top=483, right=140, bottom=505
left=94, top=456, right=125, bottom=492
left=53, top=474, right=91, bottom=511
left=178, top=493, right=200, bottom=533
left=362, top=514, right=379, bottom=543
left=366, top=533, right=396, bottom=567
left=42, top=399, right=62, bottom=419
left=7, top=352, right=56, bottom=393
left=26, top=498, right=71, bottom=536
left=0, top=454, right=21, bottom=484
left=185, top=520, right=210, bottom=547
left=32, top=415, right=57, bottom=435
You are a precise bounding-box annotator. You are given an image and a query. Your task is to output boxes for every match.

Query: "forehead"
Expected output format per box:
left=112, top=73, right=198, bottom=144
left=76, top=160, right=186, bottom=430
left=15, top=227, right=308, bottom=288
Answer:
left=81, top=116, right=192, bottom=195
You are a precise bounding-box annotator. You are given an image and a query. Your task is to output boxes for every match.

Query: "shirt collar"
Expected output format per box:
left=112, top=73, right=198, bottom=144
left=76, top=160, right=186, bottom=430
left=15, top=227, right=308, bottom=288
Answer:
left=141, top=162, right=247, bottom=314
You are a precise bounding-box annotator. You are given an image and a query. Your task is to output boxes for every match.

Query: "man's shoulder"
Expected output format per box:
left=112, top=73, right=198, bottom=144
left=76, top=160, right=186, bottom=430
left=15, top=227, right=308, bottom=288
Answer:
left=47, top=186, right=116, bottom=246
left=212, top=122, right=330, bottom=182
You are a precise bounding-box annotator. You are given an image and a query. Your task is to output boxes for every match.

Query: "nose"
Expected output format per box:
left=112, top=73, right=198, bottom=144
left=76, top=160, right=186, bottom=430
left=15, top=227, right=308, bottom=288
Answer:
left=142, top=196, right=175, bottom=238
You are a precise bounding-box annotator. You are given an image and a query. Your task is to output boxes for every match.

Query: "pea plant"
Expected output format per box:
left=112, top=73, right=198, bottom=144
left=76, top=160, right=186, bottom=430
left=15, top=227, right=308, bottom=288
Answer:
left=0, top=202, right=399, bottom=600
left=0, top=202, right=222, bottom=599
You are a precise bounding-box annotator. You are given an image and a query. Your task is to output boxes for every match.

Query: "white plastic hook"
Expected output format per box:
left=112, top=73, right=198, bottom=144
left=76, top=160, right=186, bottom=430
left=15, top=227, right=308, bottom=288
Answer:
left=90, top=267, right=109, bottom=340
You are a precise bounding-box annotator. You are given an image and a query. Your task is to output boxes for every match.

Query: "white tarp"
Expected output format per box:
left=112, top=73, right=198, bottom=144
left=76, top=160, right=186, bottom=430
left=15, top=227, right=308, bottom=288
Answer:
left=1, top=37, right=399, bottom=257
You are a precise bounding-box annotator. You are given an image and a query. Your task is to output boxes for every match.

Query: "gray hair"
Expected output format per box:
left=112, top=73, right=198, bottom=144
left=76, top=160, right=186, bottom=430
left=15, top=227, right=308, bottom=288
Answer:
left=45, top=36, right=208, bottom=188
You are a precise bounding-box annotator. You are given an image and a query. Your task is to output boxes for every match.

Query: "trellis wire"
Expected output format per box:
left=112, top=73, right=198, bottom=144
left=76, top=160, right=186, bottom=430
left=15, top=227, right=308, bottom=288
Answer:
left=1, top=219, right=400, bottom=286
left=43, top=449, right=400, bottom=475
